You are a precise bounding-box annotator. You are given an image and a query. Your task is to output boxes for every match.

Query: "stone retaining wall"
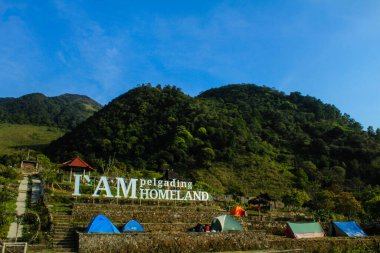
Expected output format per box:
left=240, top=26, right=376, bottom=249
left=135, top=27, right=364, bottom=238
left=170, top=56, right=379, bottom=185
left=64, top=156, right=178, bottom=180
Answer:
left=78, top=232, right=380, bottom=253
left=78, top=231, right=268, bottom=253
left=267, top=237, right=380, bottom=253
left=76, top=223, right=200, bottom=232
left=72, top=198, right=217, bottom=207
left=72, top=204, right=225, bottom=224
left=244, top=221, right=288, bottom=235
left=74, top=210, right=224, bottom=224
left=73, top=203, right=222, bottom=213
left=142, top=223, right=195, bottom=232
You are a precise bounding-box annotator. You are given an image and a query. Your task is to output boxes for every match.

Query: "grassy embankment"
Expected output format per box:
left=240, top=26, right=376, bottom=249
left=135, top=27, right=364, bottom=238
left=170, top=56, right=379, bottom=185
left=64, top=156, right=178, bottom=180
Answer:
left=0, top=198, right=17, bottom=238
left=0, top=123, right=63, bottom=155
left=0, top=123, right=62, bottom=239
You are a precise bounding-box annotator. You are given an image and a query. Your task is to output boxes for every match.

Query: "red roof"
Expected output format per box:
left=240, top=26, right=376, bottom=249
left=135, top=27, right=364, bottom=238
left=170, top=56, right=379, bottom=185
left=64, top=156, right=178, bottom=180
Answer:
left=62, top=156, right=95, bottom=171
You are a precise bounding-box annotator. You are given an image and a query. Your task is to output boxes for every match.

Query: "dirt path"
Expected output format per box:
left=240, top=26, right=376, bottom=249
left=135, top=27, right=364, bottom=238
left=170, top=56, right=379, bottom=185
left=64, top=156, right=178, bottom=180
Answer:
left=6, top=176, right=29, bottom=240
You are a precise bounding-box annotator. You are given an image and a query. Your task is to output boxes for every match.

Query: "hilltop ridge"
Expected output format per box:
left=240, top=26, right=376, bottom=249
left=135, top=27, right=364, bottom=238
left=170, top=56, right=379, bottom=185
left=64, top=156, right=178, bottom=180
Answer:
left=47, top=84, right=380, bottom=197
left=0, top=93, right=102, bottom=129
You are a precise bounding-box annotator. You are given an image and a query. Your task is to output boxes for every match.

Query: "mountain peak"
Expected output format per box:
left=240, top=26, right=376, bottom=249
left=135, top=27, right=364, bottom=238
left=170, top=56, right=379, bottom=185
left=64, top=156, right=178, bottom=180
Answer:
left=47, top=84, right=379, bottom=197
left=0, top=92, right=102, bottom=129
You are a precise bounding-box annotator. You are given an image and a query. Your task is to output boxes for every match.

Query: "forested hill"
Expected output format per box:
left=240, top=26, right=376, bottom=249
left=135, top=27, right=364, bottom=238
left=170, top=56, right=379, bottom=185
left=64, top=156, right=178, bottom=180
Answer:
left=0, top=93, right=102, bottom=129
left=47, top=84, right=380, bottom=197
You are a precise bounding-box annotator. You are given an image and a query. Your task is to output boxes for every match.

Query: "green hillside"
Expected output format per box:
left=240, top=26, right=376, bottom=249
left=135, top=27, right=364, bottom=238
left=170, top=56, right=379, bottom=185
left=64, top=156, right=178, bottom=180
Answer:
left=0, top=123, right=63, bottom=155
left=0, top=93, right=102, bottom=129
left=47, top=84, right=380, bottom=202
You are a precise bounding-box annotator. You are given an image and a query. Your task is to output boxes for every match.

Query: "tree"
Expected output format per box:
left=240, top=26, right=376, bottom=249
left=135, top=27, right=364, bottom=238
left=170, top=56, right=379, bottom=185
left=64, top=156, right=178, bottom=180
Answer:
left=40, top=166, right=59, bottom=188
left=330, top=166, right=346, bottom=186
left=197, top=127, right=207, bottom=137
left=199, top=147, right=215, bottom=167
left=36, top=154, right=53, bottom=170
left=36, top=154, right=60, bottom=188
left=361, top=185, right=380, bottom=201
left=193, top=181, right=214, bottom=193
left=0, top=187, right=16, bottom=203
left=312, top=209, right=332, bottom=222
left=282, top=189, right=310, bottom=210
left=177, top=126, right=193, bottom=144
left=323, top=166, right=346, bottom=187
left=361, top=185, right=380, bottom=220
left=367, top=126, right=375, bottom=137
left=0, top=164, right=19, bottom=180
left=293, top=168, right=309, bottom=190
left=365, top=196, right=380, bottom=220
left=174, top=137, right=187, bottom=151
left=301, top=161, right=321, bottom=181
left=334, top=192, right=363, bottom=217
left=309, top=190, right=335, bottom=211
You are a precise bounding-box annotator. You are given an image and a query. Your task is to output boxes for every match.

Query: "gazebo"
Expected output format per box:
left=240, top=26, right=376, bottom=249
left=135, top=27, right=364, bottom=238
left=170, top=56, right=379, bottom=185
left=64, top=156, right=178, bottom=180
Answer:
left=61, top=156, right=95, bottom=182
left=248, top=193, right=276, bottom=218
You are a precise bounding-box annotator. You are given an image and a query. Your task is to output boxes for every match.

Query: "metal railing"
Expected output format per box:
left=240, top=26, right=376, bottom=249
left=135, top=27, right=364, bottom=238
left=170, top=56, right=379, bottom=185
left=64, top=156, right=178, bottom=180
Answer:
left=1, top=242, right=27, bottom=253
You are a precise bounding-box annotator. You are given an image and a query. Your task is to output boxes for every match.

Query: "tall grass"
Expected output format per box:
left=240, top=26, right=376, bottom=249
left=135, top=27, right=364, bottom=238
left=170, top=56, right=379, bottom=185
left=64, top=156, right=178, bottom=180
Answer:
left=0, top=123, right=63, bottom=155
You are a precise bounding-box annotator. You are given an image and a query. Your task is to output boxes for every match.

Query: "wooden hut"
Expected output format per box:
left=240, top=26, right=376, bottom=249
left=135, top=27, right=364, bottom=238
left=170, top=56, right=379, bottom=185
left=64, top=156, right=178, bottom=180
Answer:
left=20, top=160, right=39, bottom=174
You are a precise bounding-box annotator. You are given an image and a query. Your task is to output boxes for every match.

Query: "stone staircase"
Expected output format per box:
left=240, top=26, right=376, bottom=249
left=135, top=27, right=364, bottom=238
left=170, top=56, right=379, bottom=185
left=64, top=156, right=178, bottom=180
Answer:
left=52, top=214, right=77, bottom=253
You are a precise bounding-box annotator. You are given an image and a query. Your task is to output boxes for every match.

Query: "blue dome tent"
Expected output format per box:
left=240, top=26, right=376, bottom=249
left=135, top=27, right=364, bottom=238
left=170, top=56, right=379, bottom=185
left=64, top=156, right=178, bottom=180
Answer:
left=122, top=220, right=144, bottom=232
left=85, top=214, right=120, bottom=233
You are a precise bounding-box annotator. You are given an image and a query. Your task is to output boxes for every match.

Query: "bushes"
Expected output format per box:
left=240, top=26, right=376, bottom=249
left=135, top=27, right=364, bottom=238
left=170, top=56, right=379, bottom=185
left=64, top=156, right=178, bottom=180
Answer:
left=0, top=194, right=17, bottom=238
left=0, top=164, right=19, bottom=181
left=0, top=186, right=17, bottom=203
left=0, top=164, right=19, bottom=238
left=21, top=211, right=41, bottom=243
left=282, top=189, right=310, bottom=210
left=365, top=196, right=380, bottom=220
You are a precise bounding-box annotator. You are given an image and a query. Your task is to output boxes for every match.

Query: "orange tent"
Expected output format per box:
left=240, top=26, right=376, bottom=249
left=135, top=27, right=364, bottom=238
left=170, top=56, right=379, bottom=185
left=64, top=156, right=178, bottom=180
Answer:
left=230, top=206, right=246, bottom=217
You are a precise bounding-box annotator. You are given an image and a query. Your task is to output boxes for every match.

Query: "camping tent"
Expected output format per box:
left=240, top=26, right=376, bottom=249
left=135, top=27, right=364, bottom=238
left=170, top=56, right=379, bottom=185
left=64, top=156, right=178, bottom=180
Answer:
left=329, top=221, right=366, bottom=237
left=191, top=223, right=205, bottom=232
left=285, top=222, right=325, bottom=239
left=85, top=215, right=120, bottom=233
left=211, top=215, right=243, bottom=232
left=230, top=206, right=246, bottom=217
left=121, top=220, right=144, bottom=232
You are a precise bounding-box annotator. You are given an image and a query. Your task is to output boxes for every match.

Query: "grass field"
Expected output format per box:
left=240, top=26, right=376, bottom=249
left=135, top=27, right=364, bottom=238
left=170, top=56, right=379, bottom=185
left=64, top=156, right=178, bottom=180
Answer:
left=0, top=123, right=64, bottom=155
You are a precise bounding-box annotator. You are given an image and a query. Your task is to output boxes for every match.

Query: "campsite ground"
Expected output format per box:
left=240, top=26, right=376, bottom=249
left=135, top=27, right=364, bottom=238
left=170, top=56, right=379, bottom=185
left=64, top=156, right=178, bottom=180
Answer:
left=3, top=172, right=380, bottom=253
left=47, top=186, right=380, bottom=253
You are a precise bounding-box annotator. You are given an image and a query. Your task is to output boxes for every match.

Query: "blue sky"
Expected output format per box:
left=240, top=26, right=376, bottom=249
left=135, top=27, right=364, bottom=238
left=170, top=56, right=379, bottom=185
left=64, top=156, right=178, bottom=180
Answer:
left=1, top=1, right=380, bottom=128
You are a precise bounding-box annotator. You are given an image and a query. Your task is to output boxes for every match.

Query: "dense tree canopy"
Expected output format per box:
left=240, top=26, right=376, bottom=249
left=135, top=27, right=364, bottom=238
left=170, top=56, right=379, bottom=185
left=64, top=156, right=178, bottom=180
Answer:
left=47, top=84, right=380, bottom=200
